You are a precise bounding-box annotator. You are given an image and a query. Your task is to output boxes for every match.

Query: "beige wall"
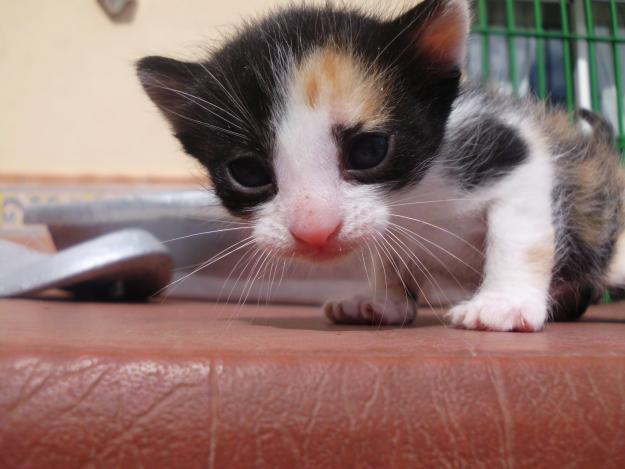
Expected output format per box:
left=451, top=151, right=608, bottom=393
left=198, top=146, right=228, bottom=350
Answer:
left=0, top=0, right=387, bottom=179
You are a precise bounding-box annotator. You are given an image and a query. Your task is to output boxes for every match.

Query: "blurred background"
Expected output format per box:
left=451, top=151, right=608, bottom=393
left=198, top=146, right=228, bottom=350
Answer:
left=1, top=0, right=624, bottom=181
left=1, top=0, right=384, bottom=179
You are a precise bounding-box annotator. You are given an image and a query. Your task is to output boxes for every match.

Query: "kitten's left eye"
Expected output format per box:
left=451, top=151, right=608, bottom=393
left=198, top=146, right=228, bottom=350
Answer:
left=347, top=133, right=390, bottom=171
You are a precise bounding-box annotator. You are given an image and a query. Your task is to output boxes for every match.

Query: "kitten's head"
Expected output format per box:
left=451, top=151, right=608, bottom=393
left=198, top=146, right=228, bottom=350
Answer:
left=137, top=0, right=469, bottom=261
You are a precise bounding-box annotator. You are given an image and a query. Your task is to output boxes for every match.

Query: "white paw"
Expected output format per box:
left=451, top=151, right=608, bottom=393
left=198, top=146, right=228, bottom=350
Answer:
left=447, top=291, right=547, bottom=332
left=324, top=295, right=416, bottom=326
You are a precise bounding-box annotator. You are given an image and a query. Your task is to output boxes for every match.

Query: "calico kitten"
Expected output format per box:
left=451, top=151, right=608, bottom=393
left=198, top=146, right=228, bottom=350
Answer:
left=137, top=0, right=625, bottom=331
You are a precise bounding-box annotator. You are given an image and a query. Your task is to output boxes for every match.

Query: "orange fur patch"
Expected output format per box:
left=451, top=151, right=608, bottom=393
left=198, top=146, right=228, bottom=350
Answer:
left=525, top=243, right=554, bottom=277
left=572, top=158, right=614, bottom=247
left=320, top=52, right=338, bottom=84
left=294, top=48, right=389, bottom=126
left=305, top=75, right=319, bottom=108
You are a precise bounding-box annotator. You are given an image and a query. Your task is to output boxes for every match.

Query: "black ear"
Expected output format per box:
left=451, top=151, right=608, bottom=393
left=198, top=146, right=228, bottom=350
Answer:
left=390, top=0, right=470, bottom=71
left=136, top=56, right=204, bottom=130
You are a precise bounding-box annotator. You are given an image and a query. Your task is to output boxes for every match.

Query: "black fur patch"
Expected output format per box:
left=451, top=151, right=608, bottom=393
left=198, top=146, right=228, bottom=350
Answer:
left=445, top=117, right=528, bottom=190
left=137, top=1, right=463, bottom=214
left=550, top=182, right=622, bottom=297
left=549, top=282, right=596, bottom=321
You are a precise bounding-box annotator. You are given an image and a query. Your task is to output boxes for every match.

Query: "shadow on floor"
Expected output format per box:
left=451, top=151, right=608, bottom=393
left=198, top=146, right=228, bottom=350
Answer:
left=224, top=313, right=446, bottom=331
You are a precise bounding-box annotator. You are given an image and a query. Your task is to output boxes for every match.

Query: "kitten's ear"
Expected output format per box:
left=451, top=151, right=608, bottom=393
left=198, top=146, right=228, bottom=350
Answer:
left=136, top=56, right=203, bottom=128
left=390, top=0, right=470, bottom=70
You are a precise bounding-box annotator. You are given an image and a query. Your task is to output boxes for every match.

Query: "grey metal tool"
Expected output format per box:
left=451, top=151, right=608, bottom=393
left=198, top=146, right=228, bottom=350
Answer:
left=0, top=229, right=173, bottom=300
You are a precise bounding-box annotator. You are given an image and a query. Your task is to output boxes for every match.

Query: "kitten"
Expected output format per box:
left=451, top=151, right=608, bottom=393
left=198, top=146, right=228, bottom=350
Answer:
left=137, top=0, right=625, bottom=331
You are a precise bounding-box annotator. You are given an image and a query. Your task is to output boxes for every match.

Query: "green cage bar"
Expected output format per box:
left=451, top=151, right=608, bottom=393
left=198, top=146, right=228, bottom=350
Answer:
left=505, top=0, right=519, bottom=95
left=471, top=26, right=625, bottom=43
left=559, top=0, right=576, bottom=113
left=609, top=0, right=625, bottom=153
left=533, top=0, right=547, bottom=99
left=477, top=0, right=491, bottom=82
left=583, top=0, right=602, bottom=111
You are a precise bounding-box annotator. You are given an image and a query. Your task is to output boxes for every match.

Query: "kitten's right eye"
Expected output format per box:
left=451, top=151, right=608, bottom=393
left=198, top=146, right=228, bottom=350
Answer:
left=227, top=156, right=272, bottom=189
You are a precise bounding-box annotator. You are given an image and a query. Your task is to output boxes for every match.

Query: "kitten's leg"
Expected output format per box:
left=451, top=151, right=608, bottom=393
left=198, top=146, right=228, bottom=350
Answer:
left=448, top=164, right=555, bottom=332
left=324, top=254, right=416, bottom=326
left=606, top=230, right=625, bottom=287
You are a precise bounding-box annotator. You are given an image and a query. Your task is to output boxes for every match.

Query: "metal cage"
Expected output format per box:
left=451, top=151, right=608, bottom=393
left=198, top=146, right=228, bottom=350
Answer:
left=469, top=0, right=625, bottom=154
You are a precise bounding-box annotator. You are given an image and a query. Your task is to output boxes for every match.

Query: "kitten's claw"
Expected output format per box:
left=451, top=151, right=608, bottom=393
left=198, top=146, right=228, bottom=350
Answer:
left=447, top=291, right=547, bottom=332
left=324, top=295, right=416, bottom=326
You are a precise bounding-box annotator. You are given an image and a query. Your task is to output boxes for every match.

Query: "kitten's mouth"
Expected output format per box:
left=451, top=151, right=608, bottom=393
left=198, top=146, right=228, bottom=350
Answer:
left=290, top=241, right=355, bottom=262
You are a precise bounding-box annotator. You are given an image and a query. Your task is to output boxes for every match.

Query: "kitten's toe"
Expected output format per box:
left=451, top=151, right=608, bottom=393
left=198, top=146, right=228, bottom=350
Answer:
left=324, top=295, right=416, bottom=326
left=447, top=291, right=547, bottom=332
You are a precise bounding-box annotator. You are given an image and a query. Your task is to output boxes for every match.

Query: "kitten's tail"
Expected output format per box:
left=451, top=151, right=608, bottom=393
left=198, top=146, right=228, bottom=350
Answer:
left=576, top=108, right=616, bottom=143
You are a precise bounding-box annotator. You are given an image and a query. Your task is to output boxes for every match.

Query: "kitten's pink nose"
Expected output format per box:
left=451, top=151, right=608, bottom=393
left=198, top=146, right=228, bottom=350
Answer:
left=290, top=222, right=341, bottom=248
left=289, top=199, right=342, bottom=248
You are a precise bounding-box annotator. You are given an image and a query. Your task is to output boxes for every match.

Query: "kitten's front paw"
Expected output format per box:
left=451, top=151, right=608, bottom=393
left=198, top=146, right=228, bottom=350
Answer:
left=447, top=291, right=547, bottom=332
left=324, top=295, right=416, bottom=326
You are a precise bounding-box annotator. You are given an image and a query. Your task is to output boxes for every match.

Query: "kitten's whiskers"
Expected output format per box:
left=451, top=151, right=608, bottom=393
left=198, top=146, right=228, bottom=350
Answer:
left=388, top=198, right=469, bottom=208
left=159, top=105, right=249, bottom=140
left=390, top=213, right=484, bottom=258
left=162, top=226, right=251, bottom=244
left=373, top=235, right=413, bottom=327
left=156, top=235, right=255, bottom=299
left=199, top=62, right=258, bottom=133
left=149, top=83, right=249, bottom=133
left=388, top=222, right=476, bottom=289
left=386, top=227, right=455, bottom=314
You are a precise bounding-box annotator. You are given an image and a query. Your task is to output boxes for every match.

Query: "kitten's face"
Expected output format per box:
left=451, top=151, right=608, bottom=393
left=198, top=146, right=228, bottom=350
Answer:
left=138, top=0, right=469, bottom=261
